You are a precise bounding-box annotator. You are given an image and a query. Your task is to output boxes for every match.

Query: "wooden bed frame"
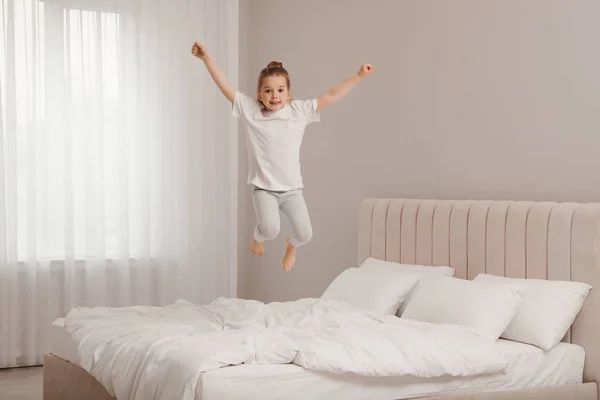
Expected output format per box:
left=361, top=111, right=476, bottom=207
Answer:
left=44, top=198, right=600, bottom=400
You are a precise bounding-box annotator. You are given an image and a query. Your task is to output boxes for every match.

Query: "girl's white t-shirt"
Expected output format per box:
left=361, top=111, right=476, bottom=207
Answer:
left=232, top=91, right=320, bottom=191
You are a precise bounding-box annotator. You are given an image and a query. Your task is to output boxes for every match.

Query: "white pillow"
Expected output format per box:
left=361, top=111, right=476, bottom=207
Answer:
left=402, top=277, right=528, bottom=341
left=321, top=267, right=420, bottom=315
left=473, top=273, right=592, bottom=350
left=358, top=257, right=455, bottom=316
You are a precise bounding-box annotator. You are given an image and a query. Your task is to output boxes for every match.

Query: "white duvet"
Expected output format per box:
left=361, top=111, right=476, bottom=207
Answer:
left=64, top=297, right=508, bottom=400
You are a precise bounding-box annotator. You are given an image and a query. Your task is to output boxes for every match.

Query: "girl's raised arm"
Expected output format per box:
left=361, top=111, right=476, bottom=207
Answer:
left=192, top=41, right=236, bottom=104
left=316, top=64, right=375, bottom=112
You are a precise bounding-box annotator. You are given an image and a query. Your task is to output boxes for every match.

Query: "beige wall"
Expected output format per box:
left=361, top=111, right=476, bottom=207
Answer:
left=237, top=0, right=600, bottom=303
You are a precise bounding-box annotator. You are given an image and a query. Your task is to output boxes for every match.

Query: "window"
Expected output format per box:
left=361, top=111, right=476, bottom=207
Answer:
left=3, top=0, right=140, bottom=261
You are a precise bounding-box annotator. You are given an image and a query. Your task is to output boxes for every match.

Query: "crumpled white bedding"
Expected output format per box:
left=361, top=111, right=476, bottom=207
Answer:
left=64, top=297, right=508, bottom=400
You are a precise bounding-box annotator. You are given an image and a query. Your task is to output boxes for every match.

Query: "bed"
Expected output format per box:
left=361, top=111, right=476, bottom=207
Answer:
left=43, top=198, right=600, bottom=400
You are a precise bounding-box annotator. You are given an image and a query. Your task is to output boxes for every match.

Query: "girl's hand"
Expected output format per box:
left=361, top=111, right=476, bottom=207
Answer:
left=357, top=63, right=375, bottom=78
left=191, top=41, right=209, bottom=60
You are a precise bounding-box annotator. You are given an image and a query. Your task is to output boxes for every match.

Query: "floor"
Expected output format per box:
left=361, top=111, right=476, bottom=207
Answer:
left=0, top=366, right=42, bottom=400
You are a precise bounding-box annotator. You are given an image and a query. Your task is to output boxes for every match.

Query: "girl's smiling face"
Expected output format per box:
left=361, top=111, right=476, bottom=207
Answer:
left=258, top=76, right=290, bottom=111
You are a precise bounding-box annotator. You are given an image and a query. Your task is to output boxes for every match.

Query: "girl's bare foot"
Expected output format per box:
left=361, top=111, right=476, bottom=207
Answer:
left=282, top=237, right=296, bottom=271
left=250, top=238, right=264, bottom=256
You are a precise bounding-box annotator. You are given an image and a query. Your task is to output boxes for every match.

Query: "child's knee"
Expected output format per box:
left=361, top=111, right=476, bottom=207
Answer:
left=295, top=227, right=313, bottom=246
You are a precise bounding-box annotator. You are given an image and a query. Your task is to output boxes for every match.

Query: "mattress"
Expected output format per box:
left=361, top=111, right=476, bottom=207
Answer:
left=50, top=318, right=585, bottom=400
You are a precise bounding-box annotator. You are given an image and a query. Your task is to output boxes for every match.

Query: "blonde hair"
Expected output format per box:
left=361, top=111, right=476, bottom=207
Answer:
left=256, top=61, right=291, bottom=107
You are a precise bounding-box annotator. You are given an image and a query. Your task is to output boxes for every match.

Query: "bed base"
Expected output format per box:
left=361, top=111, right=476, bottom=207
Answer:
left=42, top=353, right=597, bottom=400
left=43, top=353, right=114, bottom=400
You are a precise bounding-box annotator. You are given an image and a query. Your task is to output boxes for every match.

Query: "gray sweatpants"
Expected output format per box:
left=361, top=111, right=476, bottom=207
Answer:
left=252, top=186, right=313, bottom=248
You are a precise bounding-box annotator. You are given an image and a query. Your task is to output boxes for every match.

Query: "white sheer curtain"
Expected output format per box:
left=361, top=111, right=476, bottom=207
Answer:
left=0, top=0, right=238, bottom=368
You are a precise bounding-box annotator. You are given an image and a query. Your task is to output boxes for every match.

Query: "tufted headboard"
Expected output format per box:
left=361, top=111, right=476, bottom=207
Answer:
left=358, top=198, right=600, bottom=389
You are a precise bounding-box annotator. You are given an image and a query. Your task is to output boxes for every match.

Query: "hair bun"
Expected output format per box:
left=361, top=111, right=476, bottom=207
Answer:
left=267, top=61, right=283, bottom=68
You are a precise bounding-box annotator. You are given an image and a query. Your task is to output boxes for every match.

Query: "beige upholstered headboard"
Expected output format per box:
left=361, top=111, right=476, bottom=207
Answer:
left=358, top=199, right=600, bottom=388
